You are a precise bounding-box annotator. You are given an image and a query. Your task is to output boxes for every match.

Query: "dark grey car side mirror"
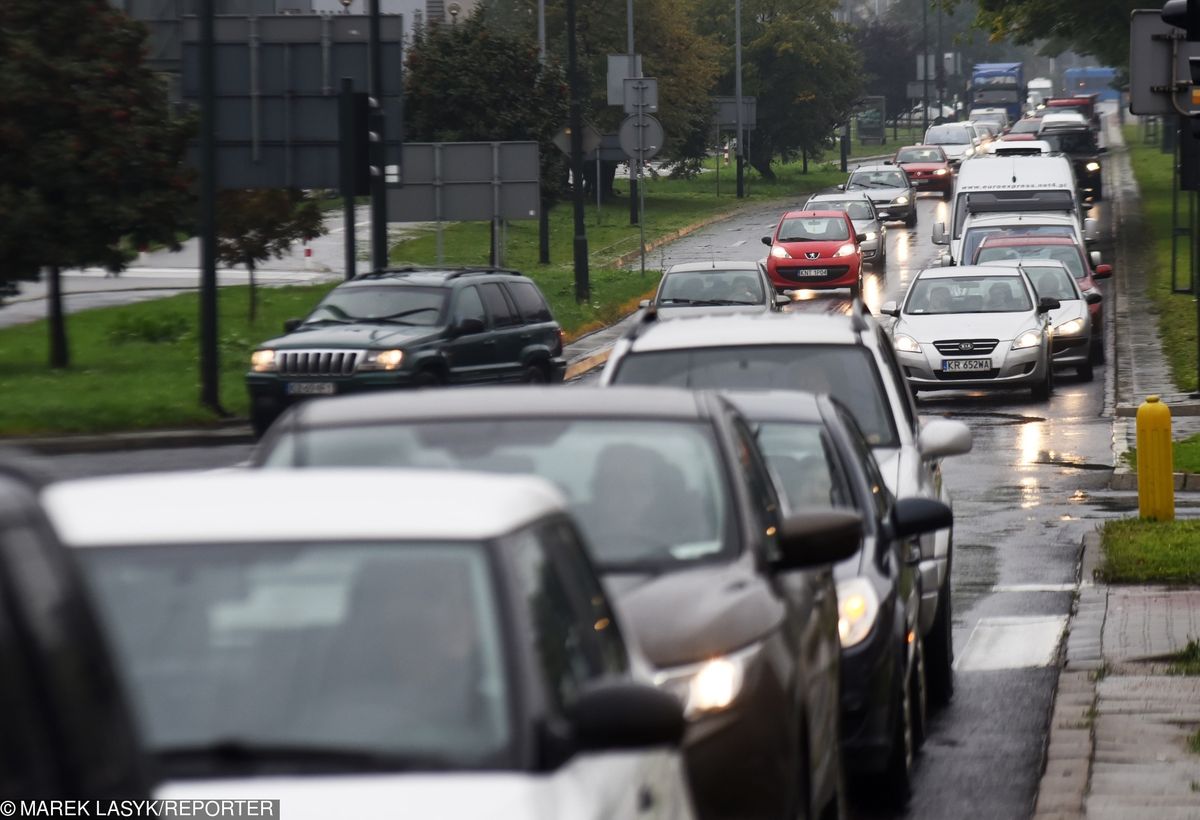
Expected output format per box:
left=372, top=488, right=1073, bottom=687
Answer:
left=1037, top=297, right=1061, bottom=314
left=773, top=509, right=862, bottom=571
left=761, top=235, right=773, bottom=246
left=1085, top=292, right=1103, bottom=305
left=283, top=318, right=302, bottom=333
left=569, top=681, right=685, bottom=751
left=891, top=498, right=953, bottom=539
left=455, top=317, right=487, bottom=336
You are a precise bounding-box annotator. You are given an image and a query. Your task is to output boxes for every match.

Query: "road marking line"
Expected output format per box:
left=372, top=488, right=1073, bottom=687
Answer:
left=954, top=615, right=1067, bottom=672
left=731, top=239, right=747, bottom=247
left=991, top=583, right=1078, bottom=593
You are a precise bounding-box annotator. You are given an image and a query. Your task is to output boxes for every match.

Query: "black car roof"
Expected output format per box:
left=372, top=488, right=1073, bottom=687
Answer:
left=284, top=386, right=719, bottom=428
left=344, top=266, right=527, bottom=288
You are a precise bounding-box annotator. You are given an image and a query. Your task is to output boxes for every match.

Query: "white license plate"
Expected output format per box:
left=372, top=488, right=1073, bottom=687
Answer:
left=913, top=178, right=929, bottom=184
left=792, top=269, right=829, bottom=278
left=942, top=358, right=992, bottom=372
left=286, top=382, right=336, bottom=396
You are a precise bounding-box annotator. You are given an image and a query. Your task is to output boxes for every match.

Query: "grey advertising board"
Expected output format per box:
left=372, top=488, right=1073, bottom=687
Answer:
left=386, top=142, right=540, bottom=223
left=1129, top=9, right=1200, bottom=115
left=712, top=96, right=757, bottom=130
left=181, top=14, right=404, bottom=189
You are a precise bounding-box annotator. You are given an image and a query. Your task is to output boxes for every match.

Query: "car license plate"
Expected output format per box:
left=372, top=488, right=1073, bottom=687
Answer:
left=793, top=269, right=828, bottom=277
left=286, top=382, right=336, bottom=396
left=942, top=358, right=992, bottom=372
left=913, top=178, right=928, bottom=184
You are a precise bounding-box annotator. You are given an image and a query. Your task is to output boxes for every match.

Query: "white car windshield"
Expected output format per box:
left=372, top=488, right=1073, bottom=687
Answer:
left=925, top=126, right=971, bottom=145
left=659, top=270, right=764, bottom=305
left=778, top=216, right=850, bottom=242
left=811, top=199, right=875, bottom=220
left=905, top=275, right=1034, bottom=314
left=81, top=541, right=514, bottom=773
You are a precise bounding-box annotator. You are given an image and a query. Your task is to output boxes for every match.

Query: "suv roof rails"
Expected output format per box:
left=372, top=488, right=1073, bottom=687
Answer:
left=624, top=304, right=659, bottom=342
left=353, top=266, right=523, bottom=282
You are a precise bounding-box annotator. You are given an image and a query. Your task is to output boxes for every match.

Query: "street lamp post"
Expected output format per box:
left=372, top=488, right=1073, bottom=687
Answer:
left=735, top=0, right=745, bottom=199
left=566, top=0, right=589, bottom=302
left=922, top=0, right=929, bottom=135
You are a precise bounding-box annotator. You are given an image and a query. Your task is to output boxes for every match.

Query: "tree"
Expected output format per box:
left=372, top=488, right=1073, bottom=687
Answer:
left=0, top=0, right=193, bottom=368
left=214, top=190, right=325, bottom=322
left=851, top=20, right=920, bottom=126
left=697, top=0, right=864, bottom=179
left=405, top=12, right=571, bottom=198
left=964, top=0, right=1138, bottom=69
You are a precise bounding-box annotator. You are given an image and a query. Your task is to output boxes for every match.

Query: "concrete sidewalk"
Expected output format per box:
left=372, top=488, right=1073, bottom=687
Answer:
left=1033, top=122, right=1200, bottom=819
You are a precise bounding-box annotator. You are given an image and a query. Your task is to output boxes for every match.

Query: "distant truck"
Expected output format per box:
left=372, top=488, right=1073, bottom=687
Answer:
left=971, top=62, right=1025, bottom=124
left=1063, top=67, right=1120, bottom=104
left=1027, top=77, right=1054, bottom=110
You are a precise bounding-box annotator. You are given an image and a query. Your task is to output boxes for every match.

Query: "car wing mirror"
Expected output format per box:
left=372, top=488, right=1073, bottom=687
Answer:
left=1092, top=263, right=1113, bottom=280
left=1089, top=250, right=1103, bottom=267
left=761, top=235, right=773, bottom=246
left=1037, top=296, right=1061, bottom=313
left=639, top=299, right=651, bottom=309
left=569, top=682, right=685, bottom=751
left=283, top=318, right=302, bottom=333
left=932, top=222, right=948, bottom=245
left=774, top=294, right=792, bottom=307
left=1085, top=291, right=1103, bottom=305
left=880, top=300, right=900, bottom=317
left=891, top=498, right=953, bottom=540
left=455, top=317, right=487, bottom=336
left=917, top=418, right=973, bottom=459
left=773, top=509, right=862, bottom=571
left=856, top=233, right=867, bottom=243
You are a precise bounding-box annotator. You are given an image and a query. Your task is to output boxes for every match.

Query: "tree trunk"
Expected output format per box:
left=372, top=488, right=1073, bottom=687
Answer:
left=47, top=265, right=69, bottom=369
left=802, top=148, right=809, bottom=175
left=749, top=138, right=776, bottom=181
left=247, top=258, right=257, bottom=322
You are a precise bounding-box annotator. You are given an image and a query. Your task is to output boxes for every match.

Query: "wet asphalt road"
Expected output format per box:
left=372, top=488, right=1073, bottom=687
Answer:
left=29, top=180, right=1144, bottom=819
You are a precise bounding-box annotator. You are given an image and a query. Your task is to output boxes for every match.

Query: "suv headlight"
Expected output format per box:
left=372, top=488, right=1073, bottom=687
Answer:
left=893, top=333, right=921, bottom=353
left=892, top=195, right=909, bottom=205
left=1086, top=161, right=1101, bottom=172
left=833, top=243, right=857, bottom=257
left=653, top=643, right=759, bottom=719
left=358, top=349, right=405, bottom=371
left=1012, top=330, right=1042, bottom=350
left=250, top=350, right=277, bottom=373
left=1055, top=318, right=1085, bottom=336
left=837, top=578, right=880, bottom=648
left=770, top=245, right=792, bottom=259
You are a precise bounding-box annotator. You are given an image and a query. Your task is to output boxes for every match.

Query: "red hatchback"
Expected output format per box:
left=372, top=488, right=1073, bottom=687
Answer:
left=762, top=210, right=863, bottom=296
left=972, top=234, right=1113, bottom=361
left=892, top=145, right=953, bottom=198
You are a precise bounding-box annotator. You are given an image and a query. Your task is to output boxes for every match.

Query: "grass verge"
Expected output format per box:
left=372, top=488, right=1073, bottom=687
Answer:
left=1168, top=639, right=1200, bottom=676
left=1123, top=126, right=1198, bottom=392
left=1190, top=729, right=1200, bottom=755
left=1099, top=518, right=1200, bottom=584
left=1122, top=431, right=1200, bottom=473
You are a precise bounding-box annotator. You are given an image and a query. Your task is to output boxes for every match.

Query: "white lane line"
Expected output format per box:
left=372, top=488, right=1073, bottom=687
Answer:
left=991, top=583, right=1078, bottom=593
left=731, top=239, right=747, bottom=247
left=954, top=615, right=1068, bottom=672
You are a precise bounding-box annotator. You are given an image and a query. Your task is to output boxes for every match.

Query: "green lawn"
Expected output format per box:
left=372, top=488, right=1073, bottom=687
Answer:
left=1099, top=518, right=1200, bottom=584
left=1169, top=640, right=1200, bottom=676
left=1123, top=126, right=1198, bottom=392
left=1123, top=431, right=1200, bottom=473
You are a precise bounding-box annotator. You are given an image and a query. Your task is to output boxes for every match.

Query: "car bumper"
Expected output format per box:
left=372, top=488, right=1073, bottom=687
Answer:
left=908, top=174, right=953, bottom=194
left=1051, top=334, right=1092, bottom=366
left=767, top=258, right=861, bottom=290
left=870, top=200, right=915, bottom=222
left=681, top=663, right=794, bottom=819
left=840, top=615, right=901, bottom=774
left=897, top=341, right=1047, bottom=391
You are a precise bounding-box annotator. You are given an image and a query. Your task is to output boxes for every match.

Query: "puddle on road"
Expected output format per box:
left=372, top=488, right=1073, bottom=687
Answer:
left=925, top=409, right=1046, bottom=427
left=1031, top=450, right=1112, bottom=471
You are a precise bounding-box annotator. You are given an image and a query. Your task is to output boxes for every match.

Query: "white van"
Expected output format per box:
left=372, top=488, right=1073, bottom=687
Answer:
left=932, top=154, right=1094, bottom=262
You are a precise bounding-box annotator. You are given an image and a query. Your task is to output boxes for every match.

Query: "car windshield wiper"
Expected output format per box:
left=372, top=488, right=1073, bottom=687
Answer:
left=778, top=236, right=817, bottom=242
left=301, top=317, right=353, bottom=326
left=158, top=740, right=453, bottom=773
left=668, top=299, right=758, bottom=306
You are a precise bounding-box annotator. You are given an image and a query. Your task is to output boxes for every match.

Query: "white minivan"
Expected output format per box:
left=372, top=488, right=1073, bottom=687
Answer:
left=932, top=154, right=1095, bottom=263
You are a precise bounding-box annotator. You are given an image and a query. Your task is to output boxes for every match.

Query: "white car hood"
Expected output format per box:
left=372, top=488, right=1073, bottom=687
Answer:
left=157, top=773, right=583, bottom=820
left=898, top=311, right=1037, bottom=343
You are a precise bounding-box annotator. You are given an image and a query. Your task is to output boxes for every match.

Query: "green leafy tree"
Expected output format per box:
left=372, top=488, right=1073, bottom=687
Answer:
left=698, top=0, right=864, bottom=179
left=965, top=0, right=1138, bottom=69
left=851, top=20, right=920, bottom=126
left=0, top=0, right=194, bottom=368
left=214, top=190, right=325, bottom=322
left=405, top=13, right=571, bottom=197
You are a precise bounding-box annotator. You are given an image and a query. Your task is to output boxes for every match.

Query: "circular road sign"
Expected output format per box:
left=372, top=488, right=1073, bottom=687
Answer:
left=619, top=114, right=665, bottom=161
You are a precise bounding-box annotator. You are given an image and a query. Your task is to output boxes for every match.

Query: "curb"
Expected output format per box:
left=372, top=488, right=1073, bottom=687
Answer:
left=3, top=424, right=256, bottom=456
left=1107, top=468, right=1200, bottom=492
left=1032, top=531, right=1107, bottom=820
left=565, top=349, right=612, bottom=381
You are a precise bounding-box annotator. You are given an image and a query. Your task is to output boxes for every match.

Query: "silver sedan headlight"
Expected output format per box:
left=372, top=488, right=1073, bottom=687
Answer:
left=1012, top=330, right=1042, bottom=350
left=894, top=333, right=921, bottom=353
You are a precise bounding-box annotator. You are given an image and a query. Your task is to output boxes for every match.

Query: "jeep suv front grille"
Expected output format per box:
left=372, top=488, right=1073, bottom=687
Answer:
left=278, top=350, right=363, bottom=376
left=933, top=339, right=999, bottom=356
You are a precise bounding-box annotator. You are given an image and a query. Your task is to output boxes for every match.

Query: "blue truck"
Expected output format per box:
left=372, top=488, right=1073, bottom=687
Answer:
left=970, top=62, right=1025, bottom=123
left=1063, top=67, right=1120, bottom=104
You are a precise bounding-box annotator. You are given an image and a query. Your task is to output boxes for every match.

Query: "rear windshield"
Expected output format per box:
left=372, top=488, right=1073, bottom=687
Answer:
left=659, top=270, right=764, bottom=306
left=925, top=126, right=971, bottom=144
left=753, top=422, right=853, bottom=511
left=778, top=216, right=849, bottom=242
left=847, top=169, right=908, bottom=190
left=1009, top=119, right=1042, bottom=134
left=905, top=275, right=1033, bottom=314
left=1021, top=265, right=1079, bottom=301
left=809, top=199, right=875, bottom=221
left=1039, top=131, right=1097, bottom=154
left=896, top=147, right=945, bottom=163
left=611, top=345, right=899, bottom=447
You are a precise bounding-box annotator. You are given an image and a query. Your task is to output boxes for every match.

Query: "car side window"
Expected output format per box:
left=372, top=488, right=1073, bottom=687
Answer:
left=453, top=286, right=486, bottom=328
left=506, top=281, right=553, bottom=324
left=730, top=418, right=784, bottom=553
left=507, top=526, right=600, bottom=713
left=874, top=329, right=919, bottom=433
left=841, top=411, right=893, bottom=521
left=480, top=283, right=519, bottom=328
left=539, top=517, right=629, bottom=676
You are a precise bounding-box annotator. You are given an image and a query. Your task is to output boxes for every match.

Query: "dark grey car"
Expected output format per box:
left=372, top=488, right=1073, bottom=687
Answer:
left=843, top=165, right=917, bottom=227
left=642, top=261, right=789, bottom=318
left=252, top=386, right=861, bottom=820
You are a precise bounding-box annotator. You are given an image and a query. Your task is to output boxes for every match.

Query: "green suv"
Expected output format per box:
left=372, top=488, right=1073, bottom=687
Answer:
left=246, top=267, right=566, bottom=434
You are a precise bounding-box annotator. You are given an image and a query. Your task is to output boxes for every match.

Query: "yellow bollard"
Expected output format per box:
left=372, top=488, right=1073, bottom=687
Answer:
left=1136, top=395, right=1174, bottom=521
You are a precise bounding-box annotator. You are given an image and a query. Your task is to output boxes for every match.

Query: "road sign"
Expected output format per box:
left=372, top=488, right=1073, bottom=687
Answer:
left=623, top=77, right=659, bottom=114
left=552, top=124, right=602, bottom=156
left=1128, top=9, right=1200, bottom=115
left=607, top=54, right=642, bottom=105
left=712, top=96, right=757, bottom=130
left=385, top=142, right=540, bottom=222
left=619, top=114, right=664, bottom=161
